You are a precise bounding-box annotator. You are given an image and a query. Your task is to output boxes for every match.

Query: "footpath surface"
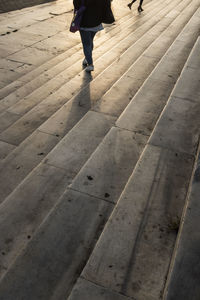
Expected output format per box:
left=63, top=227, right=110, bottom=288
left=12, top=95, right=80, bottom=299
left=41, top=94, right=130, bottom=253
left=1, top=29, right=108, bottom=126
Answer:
left=0, top=0, right=200, bottom=299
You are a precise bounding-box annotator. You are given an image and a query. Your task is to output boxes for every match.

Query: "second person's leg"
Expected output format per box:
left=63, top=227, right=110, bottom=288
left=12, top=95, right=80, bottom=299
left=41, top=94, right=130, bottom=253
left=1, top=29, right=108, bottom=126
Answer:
left=127, top=0, right=136, bottom=10
left=138, top=0, right=144, bottom=12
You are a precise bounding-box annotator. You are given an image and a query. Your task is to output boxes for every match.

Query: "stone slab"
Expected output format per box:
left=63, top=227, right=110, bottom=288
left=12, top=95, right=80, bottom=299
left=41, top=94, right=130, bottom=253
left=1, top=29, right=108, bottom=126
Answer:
left=176, top=11, right=200, bottom=44
left=0, top=189, right=113, bottom=299
left=71, top=127, right=147, bottom=203
left=0, top=111, right=20, bottom=133
left=164, top=151, right=200, bottom=300
left=7, top=47, right=54, bottom=66
left=32, top=32, right=72, bottom=54
left=116, top=78, right=174, bottom=135
left=0, top=81, right=23, bottom=102
left=185, top=36, right=200, bottom=69
left=171, top=36, right=200, bottom=102
left=0, top=162, right=70, bottom=279
left=172, top=66, right=200, bottom=102
left=149, top=96, right=200, bottom=155
left=150, top=40, right=193, bottom=83
left=0, top=130, right=59, bottom=202
left=0, top=141, right=16, bottom=160
left=94, top=54, right=158, bottom=117
left=82, top=144, right=194, bottom=299
left=38, top=99, right=87, bottom=138
left=68, top=278, right=132, bottom=300
left=0, top=46, right=83, bottom=110
left=44, top=111, right=116, bottom=170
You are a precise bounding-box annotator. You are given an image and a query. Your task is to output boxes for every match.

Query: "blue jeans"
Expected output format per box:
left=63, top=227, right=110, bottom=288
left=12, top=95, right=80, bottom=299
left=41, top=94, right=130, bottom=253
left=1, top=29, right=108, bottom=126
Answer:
left=80, top=30, right=97, bottom=65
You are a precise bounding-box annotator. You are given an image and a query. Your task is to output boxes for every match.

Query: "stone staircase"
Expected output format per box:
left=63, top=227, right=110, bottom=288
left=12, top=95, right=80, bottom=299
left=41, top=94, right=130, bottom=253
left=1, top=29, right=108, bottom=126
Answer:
left=0, top=0, right=199, bottom=299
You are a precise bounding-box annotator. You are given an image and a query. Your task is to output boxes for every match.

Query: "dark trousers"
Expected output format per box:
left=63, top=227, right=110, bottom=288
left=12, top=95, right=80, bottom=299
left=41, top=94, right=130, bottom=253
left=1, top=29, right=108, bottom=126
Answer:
left=80, top=30, right=97, bottom=65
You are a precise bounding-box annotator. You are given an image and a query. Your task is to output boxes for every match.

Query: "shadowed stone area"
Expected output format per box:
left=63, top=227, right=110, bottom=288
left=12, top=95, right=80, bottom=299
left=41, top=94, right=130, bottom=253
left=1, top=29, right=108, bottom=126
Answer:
left=0, top=0, right=56, bottom=13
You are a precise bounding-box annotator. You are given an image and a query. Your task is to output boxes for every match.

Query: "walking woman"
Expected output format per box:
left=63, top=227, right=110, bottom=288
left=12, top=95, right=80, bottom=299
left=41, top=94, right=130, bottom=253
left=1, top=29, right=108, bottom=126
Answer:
left=127, top=0, right=144, bottom=12
left=73, top=0, right=115, bottom=72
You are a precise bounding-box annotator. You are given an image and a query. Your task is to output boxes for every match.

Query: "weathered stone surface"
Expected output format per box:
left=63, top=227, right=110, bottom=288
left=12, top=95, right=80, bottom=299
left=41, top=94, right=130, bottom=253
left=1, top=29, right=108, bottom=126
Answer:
left=0, top=130, right=59, bottom=202
left=116, top=78, right=174, bottom=135
left=94, top=54, right=158, bottom=117
left=0, top=110, right=20, bottom=133
left=69, top=278, right=132, bottom=300
left=44, top=111, right=116, bottom=170
left=0, top=163, right=70, bottom=279
left=0, top=189, right=113, bottom=299
left=71, top=127, right=147, bottom=203
left=7, top=47, right=54, bottom=65
left=0, top=141, right=16, bottom=160
left=164, top=152, right=200, bottom=300
left=185, top=36, right=200, bottom=69
left=0, top=45, right=83, bottom=106
left=0, top=81, right=23, bottom=102
left=149, top=97, right=200, bottom=155
left=82, top=144, right=194, bottom=299
left=0, top=112, right=114, bottom=272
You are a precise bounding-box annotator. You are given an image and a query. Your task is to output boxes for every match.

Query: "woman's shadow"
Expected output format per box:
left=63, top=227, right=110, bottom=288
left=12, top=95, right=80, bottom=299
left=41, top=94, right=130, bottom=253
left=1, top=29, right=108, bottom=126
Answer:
left=59, top=70, right=93, bottom=137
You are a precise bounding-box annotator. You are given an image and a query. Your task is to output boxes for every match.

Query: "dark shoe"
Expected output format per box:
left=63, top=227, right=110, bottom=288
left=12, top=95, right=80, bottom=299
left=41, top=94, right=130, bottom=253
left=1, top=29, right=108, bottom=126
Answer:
left=85, top=64, right=94, bottom=72
left=138, top=6, right=144, bottom=12
left=127, top=3, right=132, bottom=9
left=82, top=58, right=88, bottom=66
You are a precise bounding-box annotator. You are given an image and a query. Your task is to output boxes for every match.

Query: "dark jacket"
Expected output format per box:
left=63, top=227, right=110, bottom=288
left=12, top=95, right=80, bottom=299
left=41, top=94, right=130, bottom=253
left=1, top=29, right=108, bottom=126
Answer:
left=73, top=0, right=115, bottom=27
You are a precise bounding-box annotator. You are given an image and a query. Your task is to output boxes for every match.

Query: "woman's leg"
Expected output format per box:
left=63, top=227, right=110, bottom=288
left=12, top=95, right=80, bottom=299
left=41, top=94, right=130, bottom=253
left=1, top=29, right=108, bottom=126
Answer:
left=138, top=0, right=144, bottom=11
left=80, top=30, right=96, bottom=65
left=127, top=0, right=136, bottom=9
